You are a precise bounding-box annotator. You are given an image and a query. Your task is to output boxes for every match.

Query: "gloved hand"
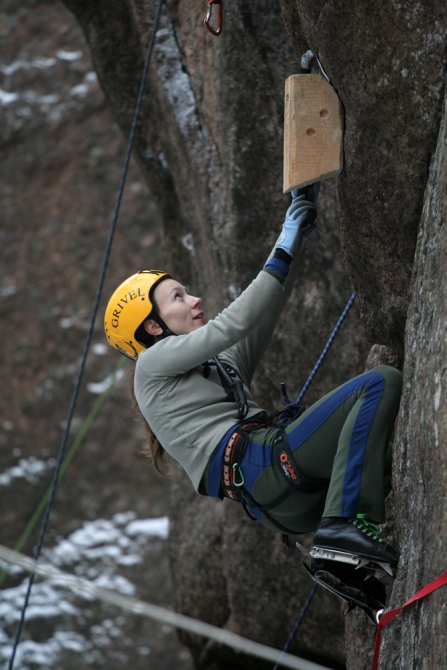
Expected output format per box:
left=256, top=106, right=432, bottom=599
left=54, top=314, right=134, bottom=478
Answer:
left=291, top=181, right=320, bottom=204
left=276, top=183, right=319, bottom=258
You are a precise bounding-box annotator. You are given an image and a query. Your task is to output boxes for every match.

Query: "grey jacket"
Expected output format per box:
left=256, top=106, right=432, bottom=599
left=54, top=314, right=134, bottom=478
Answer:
left=134, top=261, right=300, bottom=492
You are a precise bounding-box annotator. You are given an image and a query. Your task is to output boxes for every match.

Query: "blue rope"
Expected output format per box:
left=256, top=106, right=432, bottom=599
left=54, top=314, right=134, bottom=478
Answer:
left=273, top=291, right=356, bottom=663
left=7, top=2, right=165, bottom=667
left=273, top=583, right=319, bottom=670
left=273, top=292, right=356, bottom=670
left=294, top=291, right=356, bottom=406
left=279, top=291, right=356, bottom=422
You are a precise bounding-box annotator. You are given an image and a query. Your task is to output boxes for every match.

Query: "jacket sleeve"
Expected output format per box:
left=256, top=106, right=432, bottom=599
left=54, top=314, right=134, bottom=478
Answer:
left=138, top=270, right=285, bottom=377
left=220, top=240, right=302, bottom=387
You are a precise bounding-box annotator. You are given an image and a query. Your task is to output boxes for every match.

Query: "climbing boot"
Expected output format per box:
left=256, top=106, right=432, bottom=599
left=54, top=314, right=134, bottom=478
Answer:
left=310, top=515, right=399, bottom=576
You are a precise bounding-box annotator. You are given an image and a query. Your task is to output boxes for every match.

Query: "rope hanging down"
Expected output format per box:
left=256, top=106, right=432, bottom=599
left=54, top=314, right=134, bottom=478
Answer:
left=0, top=358, right=126, bottom=589
left=273, top=583, right=318, bottom=670
left=274, top=292, right=356, bottom=668
left=7, top=1, right=165, bottom=668
left=294, top=291, right=356, bottom=407
left=279, top=291, right=357, bottom=423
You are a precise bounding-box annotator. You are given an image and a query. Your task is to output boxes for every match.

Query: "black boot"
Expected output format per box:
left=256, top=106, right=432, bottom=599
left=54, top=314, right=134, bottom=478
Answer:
left=313, top=515, right=399, bottom=569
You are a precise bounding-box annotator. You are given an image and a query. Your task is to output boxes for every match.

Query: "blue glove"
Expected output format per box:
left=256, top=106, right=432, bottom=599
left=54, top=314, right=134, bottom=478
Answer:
left=277, top=184, right=319, bottom=258
left=291, top=181, right=320, bottom=204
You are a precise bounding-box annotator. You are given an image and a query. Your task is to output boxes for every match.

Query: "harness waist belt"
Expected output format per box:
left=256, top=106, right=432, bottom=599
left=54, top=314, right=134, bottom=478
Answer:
left=223, top=432, right=241, bottom=500
left=221, top=425, right=329, bottom=505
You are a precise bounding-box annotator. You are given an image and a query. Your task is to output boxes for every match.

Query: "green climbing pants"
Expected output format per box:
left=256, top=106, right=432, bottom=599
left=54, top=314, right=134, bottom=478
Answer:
left=240, top=365, right=402, bottom=534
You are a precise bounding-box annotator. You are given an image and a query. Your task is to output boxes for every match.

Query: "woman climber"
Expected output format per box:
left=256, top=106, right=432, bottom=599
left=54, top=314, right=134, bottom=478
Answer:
left=104, top=186, right=402, bottom=617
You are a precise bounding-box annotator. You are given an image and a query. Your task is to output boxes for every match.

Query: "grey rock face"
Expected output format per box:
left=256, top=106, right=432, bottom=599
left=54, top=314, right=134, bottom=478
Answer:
left=281, top=0, right=447, bottom=353
left=380, top=88, right=447, bottom=670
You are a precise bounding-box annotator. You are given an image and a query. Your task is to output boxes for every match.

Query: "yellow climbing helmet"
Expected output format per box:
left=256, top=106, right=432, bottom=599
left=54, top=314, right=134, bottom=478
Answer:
left=104, top=270, right=171, bottom=360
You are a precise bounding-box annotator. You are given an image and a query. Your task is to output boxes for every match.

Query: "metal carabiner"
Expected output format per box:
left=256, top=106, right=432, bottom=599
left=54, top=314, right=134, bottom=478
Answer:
left=375, top=608, right=385, bottom=625
left=204, top=0, right=223, bottom=36
left=232, top=463, right=245, bottom=487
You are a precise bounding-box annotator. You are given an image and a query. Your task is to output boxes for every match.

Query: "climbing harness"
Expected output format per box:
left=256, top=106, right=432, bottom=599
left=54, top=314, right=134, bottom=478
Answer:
left=214, top=357, right=249, bottom=419
left=218, top=422, right=298, bottom=530
left=201, top=357, right=249, bottom=419
left=272, top=431, right=330, bottom=494
left=221, top=421, right=262, bottom=501
left=220, top=424, right=331, bottom=533
left=204, top=0, right=223, bottom=36
left=7, top=1, right=165, bottom=668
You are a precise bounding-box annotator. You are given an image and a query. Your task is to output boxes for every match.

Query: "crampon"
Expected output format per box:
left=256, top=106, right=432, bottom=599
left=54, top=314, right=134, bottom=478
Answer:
left=301, top=555, right=386, bottom=624
left=303, top=543, right=396, bottom=577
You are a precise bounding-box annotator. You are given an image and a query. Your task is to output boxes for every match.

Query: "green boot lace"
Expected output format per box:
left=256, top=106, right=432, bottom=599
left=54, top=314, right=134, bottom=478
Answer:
left=349, top=513, right=383, bottom=543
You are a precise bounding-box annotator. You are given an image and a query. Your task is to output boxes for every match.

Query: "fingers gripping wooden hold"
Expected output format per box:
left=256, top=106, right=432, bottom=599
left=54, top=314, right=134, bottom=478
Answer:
left=283, top=74, right=344, bottom=193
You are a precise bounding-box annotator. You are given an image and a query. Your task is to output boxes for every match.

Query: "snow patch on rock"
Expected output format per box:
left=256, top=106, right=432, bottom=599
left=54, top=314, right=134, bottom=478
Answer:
left=0, top=456, right=56, bottom=486
left=0, top=513, right=169, bottom=667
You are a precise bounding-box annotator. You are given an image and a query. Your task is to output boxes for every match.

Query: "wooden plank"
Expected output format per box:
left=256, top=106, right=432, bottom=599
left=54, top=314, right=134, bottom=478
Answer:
left=284, top=74, right=344, bottom=192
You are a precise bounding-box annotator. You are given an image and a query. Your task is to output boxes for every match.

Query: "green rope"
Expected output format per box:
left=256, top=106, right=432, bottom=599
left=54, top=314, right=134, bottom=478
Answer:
left=0, top=357, right=127, bottom=587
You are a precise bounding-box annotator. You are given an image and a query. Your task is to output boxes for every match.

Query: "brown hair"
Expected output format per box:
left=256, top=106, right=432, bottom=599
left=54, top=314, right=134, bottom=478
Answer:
left=129, top=287, right=170, bottom=474
left=129, top=368, right=169, bottom=474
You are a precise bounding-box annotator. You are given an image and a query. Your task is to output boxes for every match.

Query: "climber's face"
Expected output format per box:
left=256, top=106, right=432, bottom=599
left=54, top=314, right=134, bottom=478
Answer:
left=145, top=279, right=205, bottom=336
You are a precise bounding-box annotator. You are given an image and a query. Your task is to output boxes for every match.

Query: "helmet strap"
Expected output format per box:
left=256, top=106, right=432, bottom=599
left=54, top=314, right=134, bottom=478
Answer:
left=151, top=312, right=176, bottom=338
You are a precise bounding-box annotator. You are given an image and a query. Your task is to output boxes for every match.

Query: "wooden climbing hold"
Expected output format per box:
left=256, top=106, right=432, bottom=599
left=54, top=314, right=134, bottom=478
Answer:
left=283, top=74, right=344, bottom=193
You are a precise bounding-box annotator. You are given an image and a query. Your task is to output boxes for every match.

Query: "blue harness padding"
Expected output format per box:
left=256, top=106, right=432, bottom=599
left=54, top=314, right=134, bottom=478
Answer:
left=208, top=370, right=385, bottom=521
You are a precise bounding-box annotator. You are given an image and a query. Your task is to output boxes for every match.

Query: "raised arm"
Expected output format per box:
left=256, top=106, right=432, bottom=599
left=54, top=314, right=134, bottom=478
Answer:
left=137, top=186, right=318, bottom=381
left=220, top=185, right=319, bottom=386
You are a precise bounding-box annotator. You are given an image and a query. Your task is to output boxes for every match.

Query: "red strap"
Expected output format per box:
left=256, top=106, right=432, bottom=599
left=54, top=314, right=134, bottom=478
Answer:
left=372, top=571, right=447, bottom=670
